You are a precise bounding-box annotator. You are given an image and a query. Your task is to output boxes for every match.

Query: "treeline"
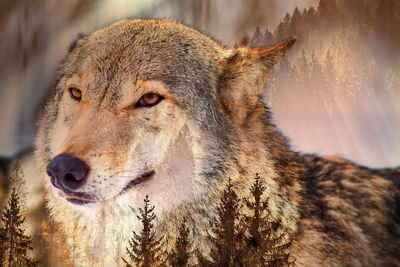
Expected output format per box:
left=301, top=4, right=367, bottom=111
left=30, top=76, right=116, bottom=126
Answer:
left=0, top=161, right=292, bottom=266
left=122, top=174, right=293, bottom=267
left=244, top=0, right=400, bottom=162
left=254, top=0, right=400, bottom=106
left=249, top=0, right=400, bottom=107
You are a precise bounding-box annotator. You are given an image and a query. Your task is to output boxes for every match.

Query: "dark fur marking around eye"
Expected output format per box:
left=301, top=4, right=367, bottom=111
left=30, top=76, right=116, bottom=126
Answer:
left=134, top=94, right=164, bottom=108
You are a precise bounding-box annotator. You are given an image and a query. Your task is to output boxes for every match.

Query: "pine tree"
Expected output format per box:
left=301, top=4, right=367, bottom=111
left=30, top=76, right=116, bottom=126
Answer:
left=195, top=248, right=212, bottom=267
left=168, top=218, right=191, bottom=267
left=323, top=48, right=337, bottom=109
left=245, top=174, right=269, bottom=250
left=289, top=7, right=305, bottom=42
left=123, top=195, right=165, bottom=267
left=209, top=178, right=243, bottom=266
left=317, top=0, right=339, bottom=27
left=274, top=13, right=291, bottom=42
left=0, top=222, right=6, bottom=264
left=0, top=187, right=37, bottom=266
left=303, top=6, right=317, bottom=36
left=296, top=50, right=310, bottom=85
left=40, top=219, right=71, bottom=266
left=263, top=29, right=274, bottom=45
left=242, top=174, right=293, bottom=266
left=250, top=26, right=262, bottom=47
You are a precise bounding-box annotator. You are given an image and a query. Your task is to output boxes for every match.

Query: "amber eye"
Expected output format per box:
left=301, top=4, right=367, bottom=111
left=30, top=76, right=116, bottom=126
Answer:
left=135, top=93, right=164, bottom=108
left=69, top=88, right=82, bottom=101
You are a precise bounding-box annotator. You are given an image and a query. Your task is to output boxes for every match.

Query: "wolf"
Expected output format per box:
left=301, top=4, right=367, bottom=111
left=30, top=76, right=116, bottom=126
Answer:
left=34, top=19, right=400, bottom=266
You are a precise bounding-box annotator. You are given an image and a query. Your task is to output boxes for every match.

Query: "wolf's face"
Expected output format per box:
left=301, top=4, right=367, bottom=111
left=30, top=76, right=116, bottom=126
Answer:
left=47, top=76, right=192, bottom=207
left=41, top=20, right=228, bottom=213
left=37, top=19, right=295, bottom=215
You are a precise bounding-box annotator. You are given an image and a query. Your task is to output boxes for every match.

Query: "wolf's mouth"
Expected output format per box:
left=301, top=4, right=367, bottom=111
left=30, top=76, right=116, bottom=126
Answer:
left=62, top=188, right=96, bottom=205
left=60, top=171, right=155, bottom=204
left=120, top=170, right=155, bottom=194
left=66, top=197, right=95, bottom=205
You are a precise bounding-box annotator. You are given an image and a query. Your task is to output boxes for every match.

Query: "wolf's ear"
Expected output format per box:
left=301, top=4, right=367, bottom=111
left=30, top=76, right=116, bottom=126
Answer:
left=217, top=36, right=296, bottom=123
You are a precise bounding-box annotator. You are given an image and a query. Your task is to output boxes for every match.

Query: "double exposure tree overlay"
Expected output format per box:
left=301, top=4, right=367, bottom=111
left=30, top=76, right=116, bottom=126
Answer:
left=123, top=195, right=165, bottom=267
left=209, top=178, right=243, bottom=266
left=241, top=174, right=292, bottom=266
left=249, top=0, right=400, bottom=167
left=168, top=217, right=191, bottom=267
left=124, top=177, right=293, bottom=266
left=40, top=218, right=71, bottom=266
left=0, top=162, right=37, bottom=266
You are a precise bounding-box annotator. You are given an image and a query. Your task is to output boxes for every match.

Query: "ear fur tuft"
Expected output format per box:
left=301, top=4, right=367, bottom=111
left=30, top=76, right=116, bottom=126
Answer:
left=246, top=35, right=296, bottom=69
left=217, top=36, right=296, bottom=123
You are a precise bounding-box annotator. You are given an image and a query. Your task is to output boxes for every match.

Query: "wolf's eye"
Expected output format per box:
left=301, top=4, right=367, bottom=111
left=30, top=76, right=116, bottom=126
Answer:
left=69, top=88, right=82, bottom=102
left=135, top=93, right=164, bottom=108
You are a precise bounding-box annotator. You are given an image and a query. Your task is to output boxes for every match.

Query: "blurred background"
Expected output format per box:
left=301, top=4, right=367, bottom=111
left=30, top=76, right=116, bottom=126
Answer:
left=0, top=0, right=399, bottom=177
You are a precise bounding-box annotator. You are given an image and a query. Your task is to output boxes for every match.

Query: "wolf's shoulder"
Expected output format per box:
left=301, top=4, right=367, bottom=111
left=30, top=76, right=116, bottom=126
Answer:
left=298, top=154, right=400, bottom=200
left=297, top=154, right=400, bottom=220
left=293, top=154, right=400, bottom=265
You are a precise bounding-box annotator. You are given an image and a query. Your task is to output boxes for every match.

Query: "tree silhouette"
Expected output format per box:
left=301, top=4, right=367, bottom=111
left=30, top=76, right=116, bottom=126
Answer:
left=168, top=217, right=191, bottom=267
left=195, top=248, right=213, bottom=267
left=123, top=195, right=165, bottom=267
left=209, top=178, right=243, bottom=266
left=241, top=174, right=293, bottom=266
left=0, top=220, right=6, bottom=264
left=40, top=219, right=71, bottom=266
left=274, top=13, right=291, bottom=42
left=0, top=187, right=37, bottom=266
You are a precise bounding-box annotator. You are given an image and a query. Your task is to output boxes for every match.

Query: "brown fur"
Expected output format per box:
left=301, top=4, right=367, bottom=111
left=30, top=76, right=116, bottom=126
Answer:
left=34, top=19, right=400, bottom=266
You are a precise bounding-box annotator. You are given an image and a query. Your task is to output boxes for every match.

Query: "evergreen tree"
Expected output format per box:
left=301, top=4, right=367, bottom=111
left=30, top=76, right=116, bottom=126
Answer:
left=209, top=178, right=243, bottom=267
left=289, top=7, right=304, bottom=42
left=0, top=222, right=6, bottom=264
left=323, top=48, right=337, bottom=112
left=274, top=13, right=291, bottom=42
left=245, top=174, right=269, bottom=249
left=0, top=187, right=37, bottom=266
left=250, top=26, right=262, bottom=47
left=40, top=219, right=71, bottom=266
left=168, top=218, right=191, bottom=267
left=317, top=0, right=339, bottom=27
left=263, top=29, right=274, bottom=45
left=241, top=174, right=293, bottom=267
left=123, top=195, right=165, bottom=267
left=296, top=50, right=310, bottom=84
left=304, top=5, right=317, bottom=23
left=195, top=248, right=212, bottom=267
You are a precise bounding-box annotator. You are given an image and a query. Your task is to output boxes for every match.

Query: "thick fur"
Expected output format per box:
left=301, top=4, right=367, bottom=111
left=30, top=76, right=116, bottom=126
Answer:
left=34, top=19, right=400, bottom=266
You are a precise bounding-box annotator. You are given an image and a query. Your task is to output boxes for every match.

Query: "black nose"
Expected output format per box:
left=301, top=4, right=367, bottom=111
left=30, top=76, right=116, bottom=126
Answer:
left=46, top=154, right=89, bottom=191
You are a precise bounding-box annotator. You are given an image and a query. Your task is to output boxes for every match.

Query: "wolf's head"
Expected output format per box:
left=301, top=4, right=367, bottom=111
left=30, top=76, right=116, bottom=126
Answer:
left=36, top=19, right=295, bottom=216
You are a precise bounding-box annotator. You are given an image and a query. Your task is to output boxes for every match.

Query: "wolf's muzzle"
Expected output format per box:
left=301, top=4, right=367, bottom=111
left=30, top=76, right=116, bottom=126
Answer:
left=46, top=154, right=89, bottom=192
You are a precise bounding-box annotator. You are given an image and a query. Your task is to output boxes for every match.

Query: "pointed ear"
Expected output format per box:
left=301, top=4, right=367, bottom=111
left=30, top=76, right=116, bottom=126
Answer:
left=217, top=36, right=296, bottom=123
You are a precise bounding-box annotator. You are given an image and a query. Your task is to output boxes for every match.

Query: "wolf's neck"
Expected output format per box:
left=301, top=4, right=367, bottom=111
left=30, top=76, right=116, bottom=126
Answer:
left=225, top=106, right=301, bottom=233
left=156, top=109, right=302, bottom=253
